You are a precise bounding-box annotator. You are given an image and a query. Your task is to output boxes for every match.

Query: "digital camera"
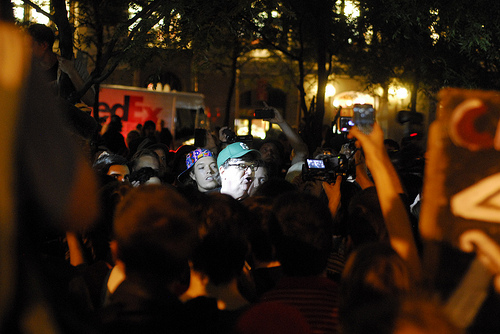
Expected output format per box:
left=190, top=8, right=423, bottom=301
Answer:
left=302, top=147, right=356, bottom=183
left=222, top=128, right=253, bottom=145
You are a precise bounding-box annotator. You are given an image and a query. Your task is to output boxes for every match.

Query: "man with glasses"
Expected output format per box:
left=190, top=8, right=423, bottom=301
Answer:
left=217, top=142, right=261, bottom=200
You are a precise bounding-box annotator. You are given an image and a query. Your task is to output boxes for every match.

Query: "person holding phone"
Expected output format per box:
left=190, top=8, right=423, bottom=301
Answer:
left=255, top=104, right=309, bottom=182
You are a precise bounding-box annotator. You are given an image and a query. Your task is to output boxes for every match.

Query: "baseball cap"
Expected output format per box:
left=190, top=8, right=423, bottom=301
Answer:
left=177, top=148, right=214, bottom=182
left=217, top=142, right=261, bottom=167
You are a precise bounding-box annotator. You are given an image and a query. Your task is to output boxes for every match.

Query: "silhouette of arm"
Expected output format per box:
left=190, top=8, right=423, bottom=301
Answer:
left=349, top=123, right=421, bottom=280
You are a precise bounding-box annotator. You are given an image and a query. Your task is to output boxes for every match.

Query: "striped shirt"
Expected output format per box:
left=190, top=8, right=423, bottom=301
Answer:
left=260, top=276, right=339, bottom=334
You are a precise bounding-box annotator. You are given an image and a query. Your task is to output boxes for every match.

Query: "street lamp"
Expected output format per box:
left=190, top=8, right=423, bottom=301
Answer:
left=325, top=84, right=336, bottom=98
left=396, top=88, right=408, bottom=99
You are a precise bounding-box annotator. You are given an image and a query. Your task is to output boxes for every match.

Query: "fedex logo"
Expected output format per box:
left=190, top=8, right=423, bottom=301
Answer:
left=98, top=95, right=162, bottom=123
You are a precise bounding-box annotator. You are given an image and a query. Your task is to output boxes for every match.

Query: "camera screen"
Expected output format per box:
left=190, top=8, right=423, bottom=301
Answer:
left=307, top=159, right=325, bottom=169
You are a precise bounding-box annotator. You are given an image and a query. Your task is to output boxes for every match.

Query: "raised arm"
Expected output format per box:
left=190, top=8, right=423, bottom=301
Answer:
left=349, top=123, right=421, bottom=280
left=353, top=148, right=375, bottom=190
left=265, top=106, right=309, bottom=164
left=323, top=176, right=343, bottom=219
left=58, top=56, right=95, bottom=106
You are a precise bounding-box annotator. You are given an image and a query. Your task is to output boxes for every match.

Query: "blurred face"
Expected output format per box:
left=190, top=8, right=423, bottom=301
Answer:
left=259, top=143, right=281, bottom=164
left=107, top=164, right=130, bottom=182
left=156, top=119, right=165, bottom=131
left=248, top=166, right=268, bottom=197
left=144, top=125, right=155, bottom=137
left=219, top=158, right=257, bottom=200
left=134, top=155, right=160, bottom=173
left=31, top=40, right=47, bottom=60
left=189, top=156, right=220, bottom=192
left=154, top=148, right=167, bottom=173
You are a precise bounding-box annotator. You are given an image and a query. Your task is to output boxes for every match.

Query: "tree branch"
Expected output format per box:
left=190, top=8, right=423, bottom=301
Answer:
left=22, top=0, right=54, bottom=22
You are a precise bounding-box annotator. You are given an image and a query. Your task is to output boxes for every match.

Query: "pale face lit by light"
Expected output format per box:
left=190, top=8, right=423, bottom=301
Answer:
left=190, top=156, right=220, bottom=192
left=220, top=158, right=256, bottom=200
left=107, top=164, right=130, bottom=182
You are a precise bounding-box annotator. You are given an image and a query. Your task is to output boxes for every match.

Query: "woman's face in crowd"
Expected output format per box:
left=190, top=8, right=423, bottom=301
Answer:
left=248, top=166, right=268, bottom=197
left=107, top=164, right=130, bottom=182
left=154, top=148, right=168, bottom=173
left=190, top=156, right=220, bottom=192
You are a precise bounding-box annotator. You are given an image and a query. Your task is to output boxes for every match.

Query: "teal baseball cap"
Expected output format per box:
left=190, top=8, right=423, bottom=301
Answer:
left=217, top=142, right=261, bottom=167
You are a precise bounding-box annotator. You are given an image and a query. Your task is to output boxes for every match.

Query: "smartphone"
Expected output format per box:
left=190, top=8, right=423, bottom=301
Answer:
left=339, top=116, right=354, bottom=133
left=254, top=108, right=275, bottom=119
left=194, top=128, right=207, bottom=147
left=353, top=104, right=375, bottom=134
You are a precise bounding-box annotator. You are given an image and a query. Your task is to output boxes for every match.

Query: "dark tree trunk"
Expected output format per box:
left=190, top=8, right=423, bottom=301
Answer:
left=224, top=41, right=240, bottom=127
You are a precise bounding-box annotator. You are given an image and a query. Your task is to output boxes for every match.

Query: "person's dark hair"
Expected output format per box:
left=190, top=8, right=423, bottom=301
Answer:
left=149, top=143, right=171, bottom=157
left=143, top=120, right=156, bottom=132
left=85, top=180, right=132, bottom=263
left=242, top=196, right=277, bottom=264
left=270, top=191, right=333, bottom=276
left=129, top=148, right=160, bottom=172
left=384, top=139, right=400, bottom=152
left=341, top=243, right=411, bottom=299
left=340, top=243, right=412, bottom=334
left=177, top=166, right=196, bottom=189
left=126, top=130, right=140, bottom=145
left=252, top=177, right=297, bottom=198
left=171, top=145, right=196, bottom=185
left=92, top=152, right=128, bottom=176
left=113, top=185, right=197, bottom=285
left=347, top=187, right=389, bottom=249
left=27, top=23, right=55, bottom=46
left=129, top=167, right=159, bottom=185
left=105, top=115, right=123, bottom=134
left=191, top=193, right=252, bottom=286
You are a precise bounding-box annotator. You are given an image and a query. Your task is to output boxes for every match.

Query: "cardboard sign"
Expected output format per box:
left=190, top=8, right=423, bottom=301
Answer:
left=420, top=88, right=500, bottom=247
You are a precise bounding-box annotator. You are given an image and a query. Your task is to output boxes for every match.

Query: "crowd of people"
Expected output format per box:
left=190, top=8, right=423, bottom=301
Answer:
left=2, top=18, right=500, bottom=334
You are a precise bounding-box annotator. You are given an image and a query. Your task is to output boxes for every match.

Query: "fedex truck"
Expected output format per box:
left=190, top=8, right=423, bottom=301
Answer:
left=98, top=84, right=206, bottom=144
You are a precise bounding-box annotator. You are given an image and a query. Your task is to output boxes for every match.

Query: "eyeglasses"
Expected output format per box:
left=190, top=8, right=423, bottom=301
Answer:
left=226, top=163, right=258, bottom=171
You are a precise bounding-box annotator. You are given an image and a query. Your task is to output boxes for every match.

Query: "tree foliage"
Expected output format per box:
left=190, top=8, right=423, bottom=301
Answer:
left=23, top=0, right=179, bottom=117
left=22, top=0, right=500, bottom=142
left=337, top=0, right=500, bottom=112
